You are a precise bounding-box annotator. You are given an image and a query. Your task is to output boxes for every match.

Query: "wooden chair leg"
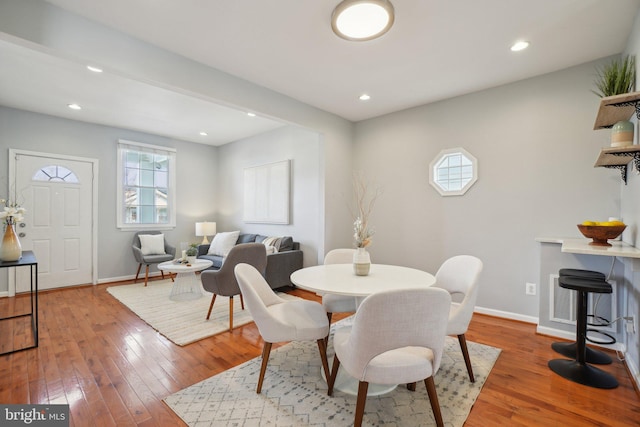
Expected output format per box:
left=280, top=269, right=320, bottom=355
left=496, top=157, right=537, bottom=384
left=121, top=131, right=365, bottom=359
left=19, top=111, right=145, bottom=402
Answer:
left=458, top=334, right=475, bottom=382
left=134, top=264, right=142, bottom=283
left=206, top=294, right=217, bottom=320
left=424, top=376, right=444, bottom=427
left=144, top=265, right=150, bottom=286
left=324, top=312, right=333, bottom=345
left=229, top=296, right=234, bottom=331
left=170, top=272, right=174, bottom=282
left=160, top=270, right=165, bottom=279
left=316, top=339, right=330, bottom=384
left=240, top=294, right=245, bottom=310
left=328, top=354, right=341, bottom=396
left=354, top=381, right=369, bottom=427
left=257, top=342, right=272, bottom=394
left=407, top=382, right=417, bottom=391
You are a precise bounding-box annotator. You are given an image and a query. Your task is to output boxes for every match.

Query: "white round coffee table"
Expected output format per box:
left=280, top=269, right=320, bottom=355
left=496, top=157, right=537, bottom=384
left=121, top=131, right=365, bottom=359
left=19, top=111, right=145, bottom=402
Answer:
left=158, top=259, right=213, bottom=301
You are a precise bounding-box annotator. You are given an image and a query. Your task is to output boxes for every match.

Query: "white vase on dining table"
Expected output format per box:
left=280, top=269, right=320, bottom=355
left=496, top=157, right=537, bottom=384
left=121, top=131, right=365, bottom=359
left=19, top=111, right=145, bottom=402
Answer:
left=353, top=247, right=370, bottom=276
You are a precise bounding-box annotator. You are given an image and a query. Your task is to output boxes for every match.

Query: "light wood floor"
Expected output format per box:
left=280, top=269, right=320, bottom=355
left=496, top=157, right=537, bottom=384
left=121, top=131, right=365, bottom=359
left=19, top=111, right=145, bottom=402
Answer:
left=1, top=278, right=638, bottom=426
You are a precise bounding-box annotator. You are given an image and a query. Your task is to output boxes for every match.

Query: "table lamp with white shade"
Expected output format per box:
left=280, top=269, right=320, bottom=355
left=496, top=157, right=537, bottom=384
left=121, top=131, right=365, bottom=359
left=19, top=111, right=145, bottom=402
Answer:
left=195, top=221, right=216, bottom=244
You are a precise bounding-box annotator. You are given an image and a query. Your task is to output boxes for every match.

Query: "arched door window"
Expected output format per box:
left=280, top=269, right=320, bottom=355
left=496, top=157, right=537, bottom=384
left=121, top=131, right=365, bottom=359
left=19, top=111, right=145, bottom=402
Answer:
left=32, top=165, right=80, bottom=183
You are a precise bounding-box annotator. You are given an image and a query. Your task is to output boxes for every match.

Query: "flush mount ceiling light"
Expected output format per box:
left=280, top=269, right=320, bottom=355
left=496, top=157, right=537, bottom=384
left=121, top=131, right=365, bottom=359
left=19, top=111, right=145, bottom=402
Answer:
left=359, top=94, right=371, bottom=101
left=67, top=103, right=82, bottom=110
left=510, top=41, right=530, bottom=52
left=332, top=0, right=395, bottom=41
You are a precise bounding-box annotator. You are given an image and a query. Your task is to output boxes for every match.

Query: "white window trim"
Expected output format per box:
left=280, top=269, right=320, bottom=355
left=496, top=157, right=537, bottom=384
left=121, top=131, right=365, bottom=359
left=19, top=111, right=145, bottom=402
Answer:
left=429, top=147, right=478, bottom=196
left=116, top=139, right=177, bottom=229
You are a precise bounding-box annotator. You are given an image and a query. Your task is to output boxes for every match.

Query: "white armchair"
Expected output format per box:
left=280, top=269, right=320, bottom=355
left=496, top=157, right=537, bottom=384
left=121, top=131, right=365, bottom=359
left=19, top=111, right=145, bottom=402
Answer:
left=327, top=287, right=452, bottom=427
left=234, top=263, right=331, bottom=393
left=433, top=255, right=483, bottom=382
left=321, top=248, right=358, bottom=322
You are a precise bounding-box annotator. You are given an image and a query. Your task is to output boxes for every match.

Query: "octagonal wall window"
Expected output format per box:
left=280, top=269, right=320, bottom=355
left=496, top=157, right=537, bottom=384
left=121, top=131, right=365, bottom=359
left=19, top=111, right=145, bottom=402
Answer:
left=429, top=148, right=478, bottom=196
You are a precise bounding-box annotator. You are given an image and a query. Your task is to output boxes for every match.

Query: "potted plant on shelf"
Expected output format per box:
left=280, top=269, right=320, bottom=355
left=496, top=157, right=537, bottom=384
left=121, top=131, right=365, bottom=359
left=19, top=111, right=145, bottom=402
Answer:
left=592, top=55, right=635, bottom=98
left=592, top=55, right=636, bottom=147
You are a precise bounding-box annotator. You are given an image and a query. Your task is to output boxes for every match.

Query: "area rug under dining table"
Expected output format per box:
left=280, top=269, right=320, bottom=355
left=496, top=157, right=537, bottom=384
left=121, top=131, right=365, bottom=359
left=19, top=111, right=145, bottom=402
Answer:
left=164, top=317, right=501, bottom=426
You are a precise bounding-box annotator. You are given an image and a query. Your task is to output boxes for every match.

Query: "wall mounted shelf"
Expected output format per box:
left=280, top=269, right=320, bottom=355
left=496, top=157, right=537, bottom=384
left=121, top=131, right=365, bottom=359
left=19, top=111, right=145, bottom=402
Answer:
left=593, top=91, right=640, bottom=183
left=594, top=146, right=640, bottom=184
left=593, top=91, right=640, bottom=129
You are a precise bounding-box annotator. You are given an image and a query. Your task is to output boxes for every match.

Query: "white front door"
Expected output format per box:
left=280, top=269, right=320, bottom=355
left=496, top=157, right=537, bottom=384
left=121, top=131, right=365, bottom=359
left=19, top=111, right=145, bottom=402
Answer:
left=10, top=150, right=97, bottom=292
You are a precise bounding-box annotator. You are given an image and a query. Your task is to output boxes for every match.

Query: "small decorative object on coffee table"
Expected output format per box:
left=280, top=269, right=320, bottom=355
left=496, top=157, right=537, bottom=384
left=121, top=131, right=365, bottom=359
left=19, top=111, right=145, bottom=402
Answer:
left=186, top=243, right=198, bottom=263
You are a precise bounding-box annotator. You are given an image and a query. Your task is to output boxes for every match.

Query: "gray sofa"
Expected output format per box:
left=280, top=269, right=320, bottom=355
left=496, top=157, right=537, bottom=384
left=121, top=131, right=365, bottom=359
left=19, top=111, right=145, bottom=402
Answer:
left=197, top=233, right=303, bottom=290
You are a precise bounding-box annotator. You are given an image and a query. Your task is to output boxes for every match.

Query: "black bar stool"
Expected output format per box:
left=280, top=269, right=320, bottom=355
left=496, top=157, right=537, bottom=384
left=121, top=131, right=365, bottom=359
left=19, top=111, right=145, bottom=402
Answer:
left=551, top=269, right=612, bottom=365
left=548, top=276, right=618, bottom=389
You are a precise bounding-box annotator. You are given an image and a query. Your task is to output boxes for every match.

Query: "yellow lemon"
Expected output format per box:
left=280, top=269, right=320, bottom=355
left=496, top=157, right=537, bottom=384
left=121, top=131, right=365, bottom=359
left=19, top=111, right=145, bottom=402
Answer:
left=581, top=221, right=597, bottom=226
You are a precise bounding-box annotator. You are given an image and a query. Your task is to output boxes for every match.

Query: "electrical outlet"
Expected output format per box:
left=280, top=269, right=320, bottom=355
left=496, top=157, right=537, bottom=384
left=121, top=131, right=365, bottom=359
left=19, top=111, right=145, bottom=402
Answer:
left=526, top=282, right=537, bottom=296
left=626, top=316, right=636, bottom=334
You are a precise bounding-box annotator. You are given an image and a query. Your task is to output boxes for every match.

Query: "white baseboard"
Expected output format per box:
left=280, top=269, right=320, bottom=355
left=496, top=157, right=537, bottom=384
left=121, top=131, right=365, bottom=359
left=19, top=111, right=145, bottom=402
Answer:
left=474, top=305, right=538, bottom=324
left=535, top=325, right=626, bottom=352
left=97, top=271, right=164, bottom=284
left=626, top=353, right=640, bottom=389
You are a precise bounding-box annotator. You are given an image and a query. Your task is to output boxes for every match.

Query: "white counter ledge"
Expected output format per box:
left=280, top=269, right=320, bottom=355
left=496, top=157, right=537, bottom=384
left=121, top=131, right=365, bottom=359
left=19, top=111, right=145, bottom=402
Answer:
left=536, top=236, right=640, bottom=259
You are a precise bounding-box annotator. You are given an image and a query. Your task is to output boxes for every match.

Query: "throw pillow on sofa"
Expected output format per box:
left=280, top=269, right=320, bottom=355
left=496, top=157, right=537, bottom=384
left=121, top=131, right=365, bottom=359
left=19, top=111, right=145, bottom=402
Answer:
left=255, top=235, right=294, bottom=252
left=261, top=236, right=282, bottom=251
left=207, top=231, right=240, bottom=256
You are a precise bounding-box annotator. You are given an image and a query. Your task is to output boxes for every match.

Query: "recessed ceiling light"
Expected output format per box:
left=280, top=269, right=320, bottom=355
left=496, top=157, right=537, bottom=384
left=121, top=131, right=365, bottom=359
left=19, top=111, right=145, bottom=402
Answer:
left=510, top=41, right=530, bottom=52
left=359, top=94, right=371, bottom=101
left=332, top=0, right=395, bottom=41
left=67, top=103, right=82, bottom=110
left=86, top=65, right=103, bottom=73
left=247, top=112, right=256, bottom=117
left=199, top=131, right=208, bottom=136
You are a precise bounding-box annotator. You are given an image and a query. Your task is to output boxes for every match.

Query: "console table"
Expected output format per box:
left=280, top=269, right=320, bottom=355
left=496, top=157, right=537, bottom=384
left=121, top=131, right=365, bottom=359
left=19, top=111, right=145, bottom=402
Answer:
left=0, top=251, right=38, bottom=355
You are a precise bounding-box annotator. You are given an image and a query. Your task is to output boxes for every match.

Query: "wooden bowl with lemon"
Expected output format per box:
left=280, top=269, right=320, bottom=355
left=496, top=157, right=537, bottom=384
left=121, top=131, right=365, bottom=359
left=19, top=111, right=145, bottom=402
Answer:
left=577, top=220, right=626, bottom=246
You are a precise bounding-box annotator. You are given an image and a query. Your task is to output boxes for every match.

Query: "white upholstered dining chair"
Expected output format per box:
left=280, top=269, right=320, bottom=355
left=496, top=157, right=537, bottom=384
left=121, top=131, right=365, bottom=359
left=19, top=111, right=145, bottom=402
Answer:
left=433, top=255, right=483, bottom=382
left=327, top=287, right=451, bottom=427
left=233, top=263, right=331, bottom=393
left=321, top=248, right=358, bottom=323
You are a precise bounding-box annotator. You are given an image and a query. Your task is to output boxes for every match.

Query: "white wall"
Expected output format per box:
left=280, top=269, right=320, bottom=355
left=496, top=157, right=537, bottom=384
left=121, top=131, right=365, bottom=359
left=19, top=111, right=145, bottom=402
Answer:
left=0, top=0, right=355, bottom=256
left=353, top=59, right=620, bottom=319
left=216, top=126, right=323, bottom=265
left=619, top=8, right=640, bottom=386
left=0, top=106, right=217, bottom=286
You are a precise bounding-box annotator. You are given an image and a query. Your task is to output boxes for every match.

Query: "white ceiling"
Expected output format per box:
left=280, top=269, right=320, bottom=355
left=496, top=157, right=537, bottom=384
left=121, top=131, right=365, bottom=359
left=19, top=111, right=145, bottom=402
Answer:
left=2, top=0, right=640, bottom=145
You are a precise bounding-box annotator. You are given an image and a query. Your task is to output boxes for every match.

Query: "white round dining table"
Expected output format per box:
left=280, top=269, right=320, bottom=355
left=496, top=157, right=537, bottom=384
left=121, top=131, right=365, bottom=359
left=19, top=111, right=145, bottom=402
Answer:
left=290, top=263, right=436, bottom=396
left=290, top=263, right=436, bottom=296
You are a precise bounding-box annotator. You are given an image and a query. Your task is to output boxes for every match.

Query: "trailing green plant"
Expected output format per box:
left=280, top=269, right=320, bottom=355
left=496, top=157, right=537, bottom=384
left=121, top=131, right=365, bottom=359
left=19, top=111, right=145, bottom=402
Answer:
left=592, top=55, right=636, bottom=98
